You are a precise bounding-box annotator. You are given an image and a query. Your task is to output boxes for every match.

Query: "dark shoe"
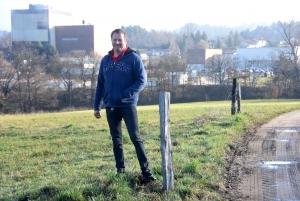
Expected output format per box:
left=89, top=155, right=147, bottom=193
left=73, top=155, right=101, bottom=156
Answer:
left=117, top=168, right=125, bottom=174
left=142, top=169, right=156, bottom=181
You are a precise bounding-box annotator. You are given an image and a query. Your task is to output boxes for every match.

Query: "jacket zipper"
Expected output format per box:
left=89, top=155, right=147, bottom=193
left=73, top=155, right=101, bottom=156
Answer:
left=110, top=58, right=116, bottom=108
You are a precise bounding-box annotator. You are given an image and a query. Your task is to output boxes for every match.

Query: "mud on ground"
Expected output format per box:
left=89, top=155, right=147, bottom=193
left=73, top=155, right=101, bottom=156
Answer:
left=225, top=110, right=300, bottom=201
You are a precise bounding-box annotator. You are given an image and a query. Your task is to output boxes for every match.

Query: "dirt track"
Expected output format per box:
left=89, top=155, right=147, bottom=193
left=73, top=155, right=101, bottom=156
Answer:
left=227, top=110, right=300, bottom=201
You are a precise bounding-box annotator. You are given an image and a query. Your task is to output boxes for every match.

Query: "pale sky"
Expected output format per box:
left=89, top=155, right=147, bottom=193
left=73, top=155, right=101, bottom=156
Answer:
left=0, top=0, right=299, bottom=32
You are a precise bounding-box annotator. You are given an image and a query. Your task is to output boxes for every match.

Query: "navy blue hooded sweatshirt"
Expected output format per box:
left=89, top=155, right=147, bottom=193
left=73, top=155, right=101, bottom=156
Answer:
left=94, top=47, right=146, bottom=111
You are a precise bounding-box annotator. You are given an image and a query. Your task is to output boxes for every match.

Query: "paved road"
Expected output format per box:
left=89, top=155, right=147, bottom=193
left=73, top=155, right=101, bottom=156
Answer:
left=228, top=110, right=300, bottom=201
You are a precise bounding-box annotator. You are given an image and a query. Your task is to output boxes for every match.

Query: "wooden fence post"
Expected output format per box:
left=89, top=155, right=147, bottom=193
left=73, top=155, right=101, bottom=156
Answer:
left=237, top=83, right=242, bottom=113
left=159, top=92, right=174, bottom=191
left=231, top=78, right=237, bottom=115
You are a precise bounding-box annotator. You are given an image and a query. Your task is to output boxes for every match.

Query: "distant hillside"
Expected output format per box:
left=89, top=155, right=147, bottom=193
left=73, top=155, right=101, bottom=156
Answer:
left=175, top=21, right=283, bottom=41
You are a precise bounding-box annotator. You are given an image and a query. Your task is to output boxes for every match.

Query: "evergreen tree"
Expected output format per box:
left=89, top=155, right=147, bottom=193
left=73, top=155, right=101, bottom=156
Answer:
left=44, top=44, right=58, bottom=60
left=201, top=31, right=208, bottom=41
left=36, top=41, right=44, bottom=55
left=227, top=31, right=234, bottom=47
left=176, top=33, right=188, bottom=53
left=234, top=31, right=241, bottom=47
left=193, top=30, right=202, bottom=45
left=216, top=38, right=222, bottom=48
left=35, top=42, right=58, bottom=60
left=240, top=28, right=251, bottom=39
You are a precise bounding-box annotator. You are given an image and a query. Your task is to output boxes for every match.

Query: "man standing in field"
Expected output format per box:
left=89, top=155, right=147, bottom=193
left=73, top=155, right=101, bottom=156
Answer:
left=93, top=28, right=156, bottom=181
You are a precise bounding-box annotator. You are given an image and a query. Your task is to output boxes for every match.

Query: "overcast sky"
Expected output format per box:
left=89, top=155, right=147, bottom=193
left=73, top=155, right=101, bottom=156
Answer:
left=0, top=0, right=299, bottom=32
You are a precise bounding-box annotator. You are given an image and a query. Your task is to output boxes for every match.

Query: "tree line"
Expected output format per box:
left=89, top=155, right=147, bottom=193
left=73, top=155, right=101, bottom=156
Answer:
left=121, top=21, right=288, bottom=52
left=0, top=42, right=102, bottom=113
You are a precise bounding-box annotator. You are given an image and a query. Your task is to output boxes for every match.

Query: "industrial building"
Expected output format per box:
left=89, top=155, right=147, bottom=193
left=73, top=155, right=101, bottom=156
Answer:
left=54, top=25, right=111, bottom=55
left=11, top=4, right=111, bottom=55
left=11, top=4, right=72, bottom=47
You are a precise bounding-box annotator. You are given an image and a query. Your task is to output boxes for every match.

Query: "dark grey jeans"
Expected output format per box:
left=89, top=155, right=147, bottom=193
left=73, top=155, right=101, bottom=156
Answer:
left=106, top=107, right=149, bottom=171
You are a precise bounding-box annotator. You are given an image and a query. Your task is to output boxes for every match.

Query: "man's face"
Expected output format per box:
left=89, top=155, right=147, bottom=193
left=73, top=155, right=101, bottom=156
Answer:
left=111, top=33, right=127, bottom=54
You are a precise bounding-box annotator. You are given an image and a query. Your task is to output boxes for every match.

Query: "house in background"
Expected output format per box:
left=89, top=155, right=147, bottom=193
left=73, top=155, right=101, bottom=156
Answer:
left=143, top=49, right=170, bottom=58
left=186, top=48, right=222, bottom=73
left=187, top=49, right=222, bottom=65
left=240, top=37, right=267, bottom=48
left=186, top=49, right=222, bottom=85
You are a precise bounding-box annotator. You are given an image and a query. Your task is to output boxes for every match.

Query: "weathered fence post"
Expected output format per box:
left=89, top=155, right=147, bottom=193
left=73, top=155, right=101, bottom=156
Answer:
left=237, top=83, right=242, bottom=113
left=159, top=92, right=174, bottom=191
left=231, top=78, right=237, bottom=115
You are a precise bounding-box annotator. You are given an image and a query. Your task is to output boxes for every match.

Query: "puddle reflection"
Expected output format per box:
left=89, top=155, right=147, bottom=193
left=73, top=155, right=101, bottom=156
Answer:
left=275, top=129, right=297, bottom=133
left=262, top=161, right=293, bottom=169
left=277, top=139, right=290, bottom=142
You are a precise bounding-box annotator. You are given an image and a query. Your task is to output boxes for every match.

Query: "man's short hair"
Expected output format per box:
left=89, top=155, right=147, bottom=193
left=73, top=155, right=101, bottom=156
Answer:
left=111, top=29, right=127, bottom=39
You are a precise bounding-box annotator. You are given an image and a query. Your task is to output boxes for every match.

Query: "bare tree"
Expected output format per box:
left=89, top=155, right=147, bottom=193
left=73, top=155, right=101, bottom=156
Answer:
left=11, top=42, right=47, bottom=112
left=184, top=23, right=197, bottom=36
left=181, top=23, right=199, bottom=51
left=11, top=46, right=24, bottom=111
left=59, top=54, right=78, bottom=107
left=168, top=38, right=181, bottom=56
left=274, top=20, right=300, bottom=96
left=73, top=51, right=89, bottom=106
left=139, top=56, right=160, bottom=104
left=0, top=51, right=16, bottom=112
left=209, top=54, right=233, bottom=85
left=159, top=53, right=186, bottom=97
left=194, top=40, right=209, bottom=49
left=278, top=20, right=300, bottom=65
left=185, top=37, right=195, bottom=50
left=67, top=51, right=103, bottom=107
left=88, top=51, right=102, bottom=105
left=151, top=57, right=167, bottom=92
left=273, top=56, right=297, bottom=97
left=236, top=57, right=257, bottom=86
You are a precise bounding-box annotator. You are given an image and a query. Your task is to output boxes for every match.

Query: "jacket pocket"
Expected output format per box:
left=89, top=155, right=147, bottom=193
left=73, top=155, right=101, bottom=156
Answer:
left=111, top=83, right=125, bottom=104
left=102, top=82, right=111, bottom=102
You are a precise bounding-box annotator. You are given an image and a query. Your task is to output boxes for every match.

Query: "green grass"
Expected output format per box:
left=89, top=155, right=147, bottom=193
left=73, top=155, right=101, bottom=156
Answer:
left=0, top=99, right=299, bottom=200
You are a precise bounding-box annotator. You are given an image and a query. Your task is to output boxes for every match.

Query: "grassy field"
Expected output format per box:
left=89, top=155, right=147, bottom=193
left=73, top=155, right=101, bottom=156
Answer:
left=0, top=99, right=299, bottom=201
